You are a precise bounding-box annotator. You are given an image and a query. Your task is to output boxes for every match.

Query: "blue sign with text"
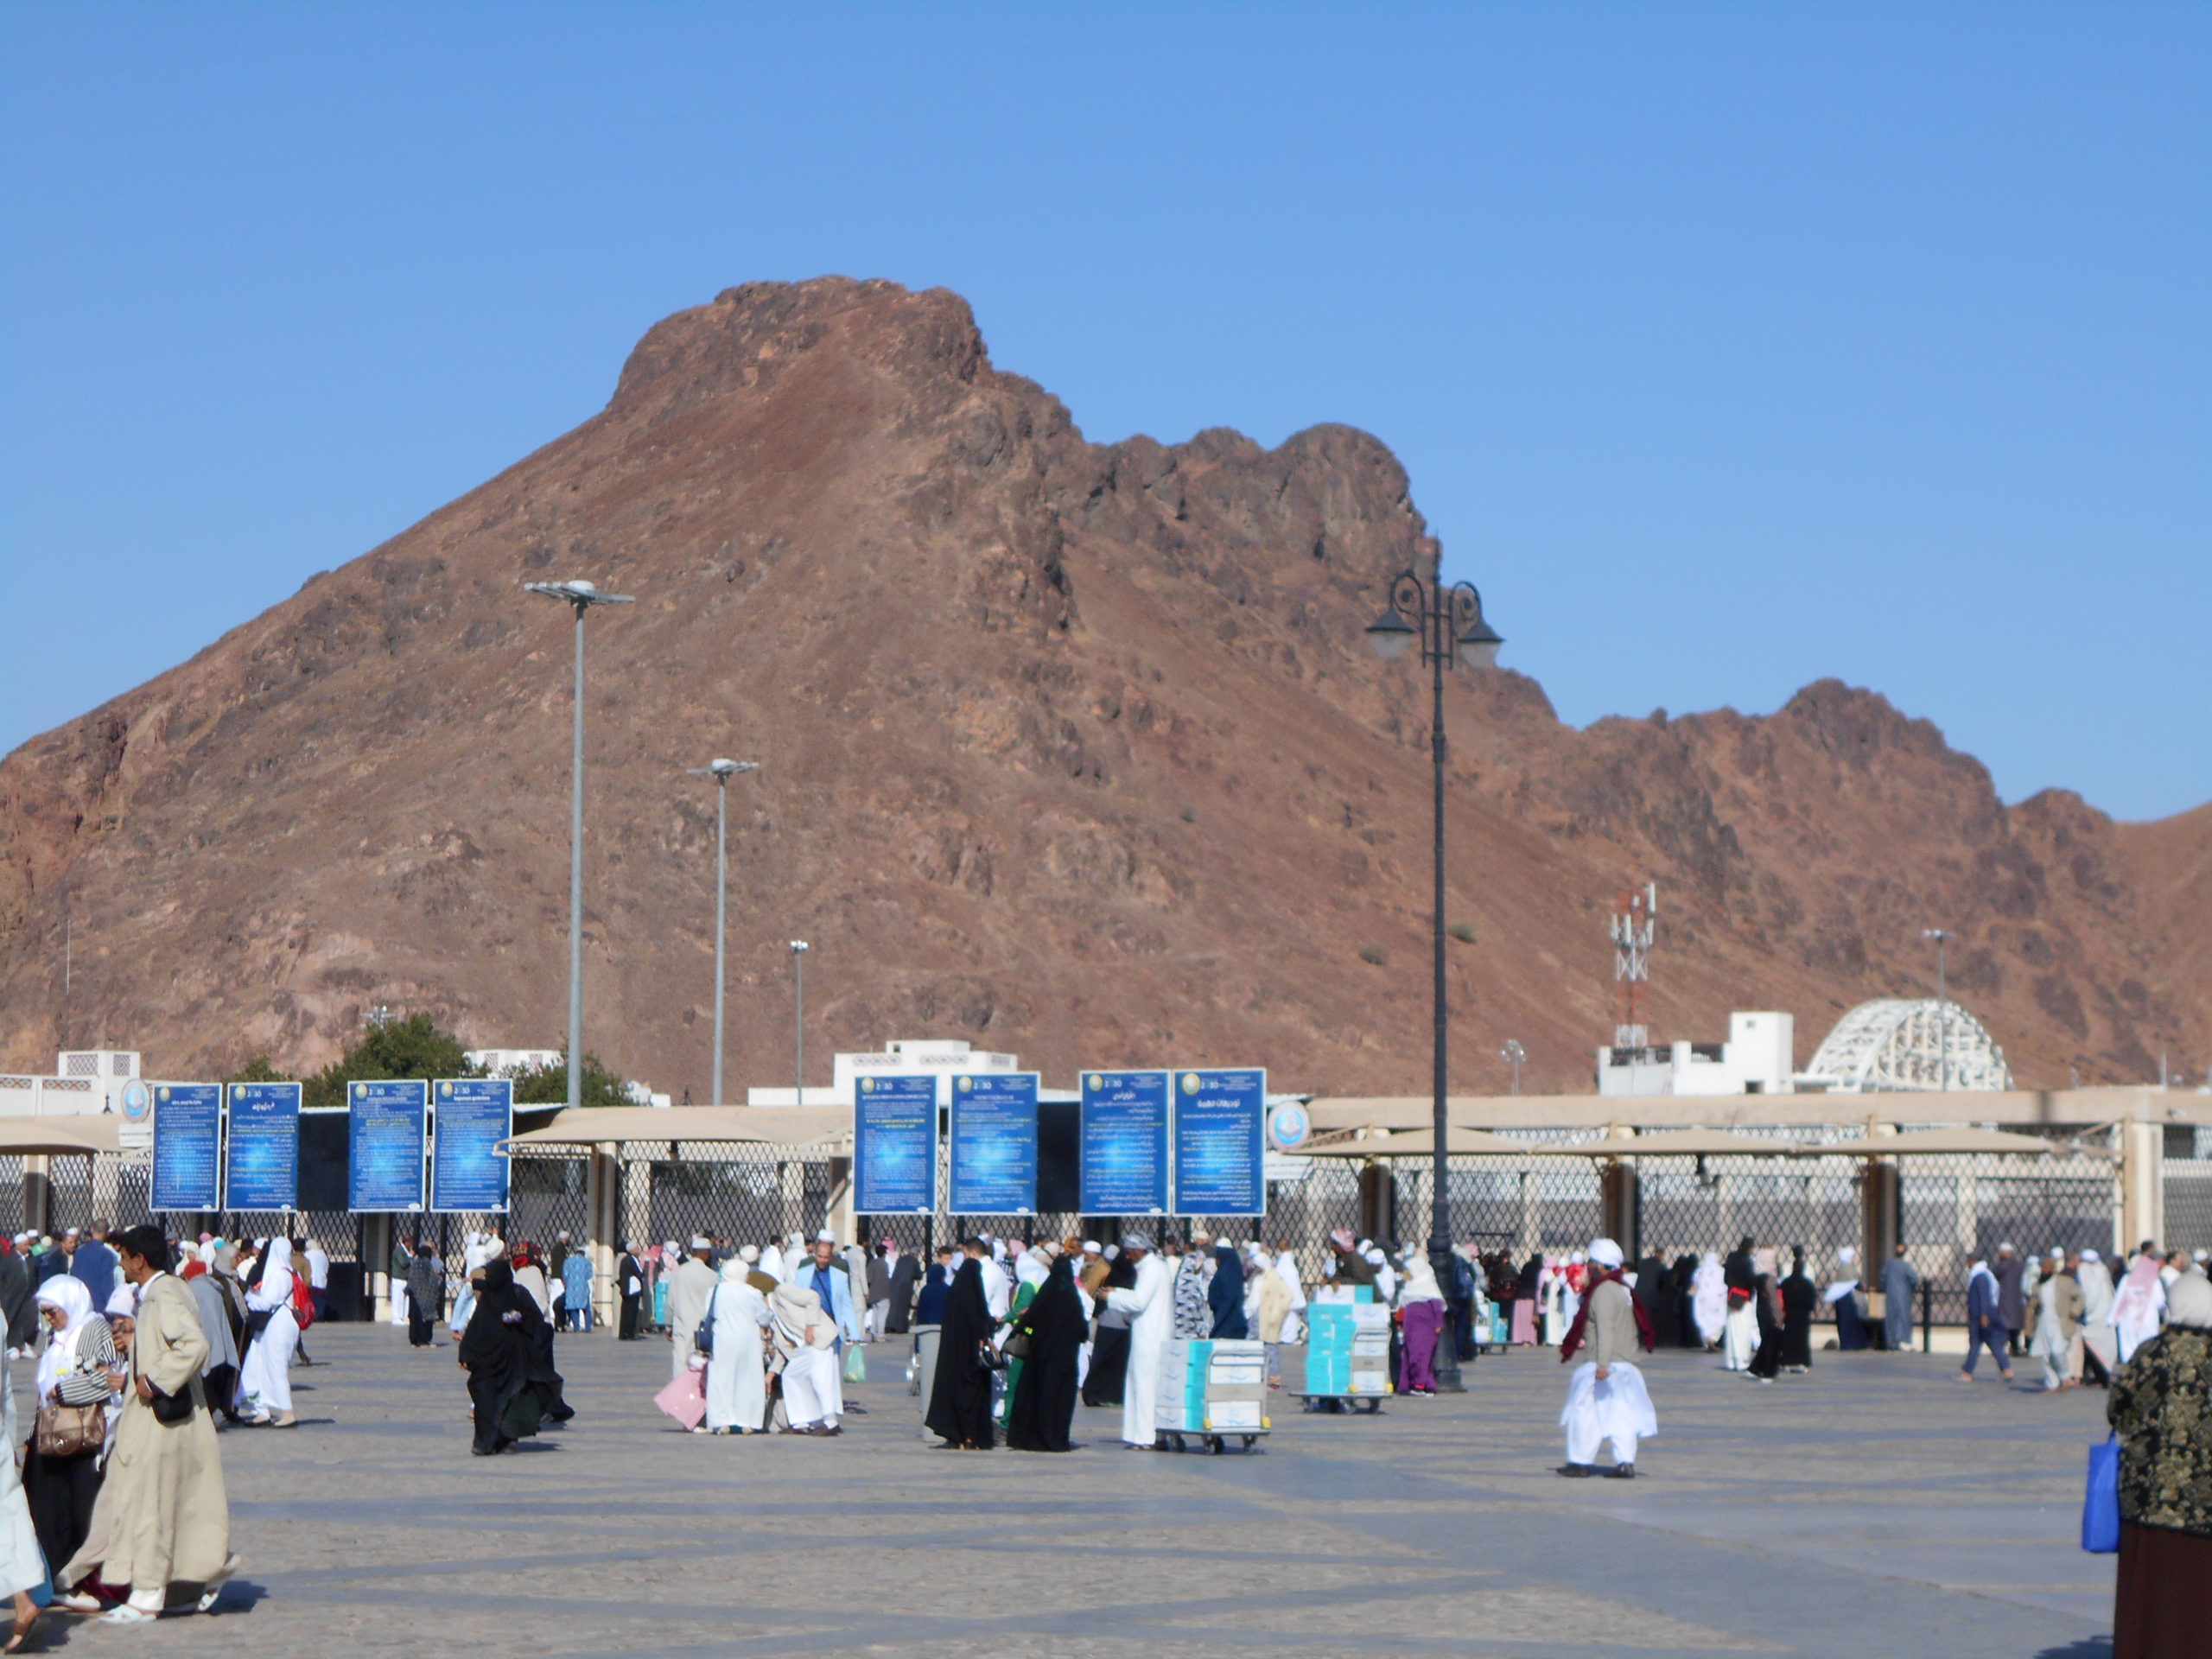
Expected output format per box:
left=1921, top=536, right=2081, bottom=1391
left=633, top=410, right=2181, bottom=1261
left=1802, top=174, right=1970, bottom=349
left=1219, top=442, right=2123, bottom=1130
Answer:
left=1080, top=1070, right=1171, bottom=1217
left=223, top=1081, right=301, bottom=1211
left=348, top=1079, right=428, bottom=1212
left=149, top=1084, right=223, bottom=1212
left=1173, top=1067, right=1267, bottom=1217
left=949, top=1071, right=1039, bottom=1215
left=853, top=1074, right=938, bottom=1215
left=431, top=1078, right=512, bottom=1212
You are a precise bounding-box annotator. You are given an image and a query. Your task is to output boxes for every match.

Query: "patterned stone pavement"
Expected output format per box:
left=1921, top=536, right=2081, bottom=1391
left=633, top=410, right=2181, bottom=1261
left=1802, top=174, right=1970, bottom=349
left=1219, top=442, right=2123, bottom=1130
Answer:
left=20, top=1325, right=2115, bottom=1657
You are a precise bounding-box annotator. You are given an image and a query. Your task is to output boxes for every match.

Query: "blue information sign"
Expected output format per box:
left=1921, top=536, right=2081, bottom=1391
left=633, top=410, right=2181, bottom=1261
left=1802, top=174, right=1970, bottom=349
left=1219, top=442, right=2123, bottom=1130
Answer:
left=432, top=1078, right=512, bottom=1212
left=852, top=1075, right=938, bottom=1215
left=348, top=1079, right=428, bottom=1212
left=1079, top=1070, right=1171, bottom=1217
left=149, top=1084, right=222, bottom=1212
left=949, top=1071, right=1039, bottom=1215
left=224, top=1081, right=301, bottom=1211
left=1173, top=1067, right=1267, bottom=1217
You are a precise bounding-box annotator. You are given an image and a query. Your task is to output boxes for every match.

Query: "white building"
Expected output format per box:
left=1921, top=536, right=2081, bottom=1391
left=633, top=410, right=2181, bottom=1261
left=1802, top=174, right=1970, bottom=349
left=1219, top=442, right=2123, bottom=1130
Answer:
left=1597, top=1013, right=1795, bottom=1097
left=464, top=1047, right=564, bottom=1077
left=0, top=1051, right=145, bottom=1119
left=749, top=1039, right=1042, bottom=1109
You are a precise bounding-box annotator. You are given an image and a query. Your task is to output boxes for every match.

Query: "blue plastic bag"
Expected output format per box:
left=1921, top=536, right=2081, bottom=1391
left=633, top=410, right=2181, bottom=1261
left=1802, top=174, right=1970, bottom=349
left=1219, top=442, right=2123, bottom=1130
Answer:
left=2082, top=1435, right=2120, bottom=1554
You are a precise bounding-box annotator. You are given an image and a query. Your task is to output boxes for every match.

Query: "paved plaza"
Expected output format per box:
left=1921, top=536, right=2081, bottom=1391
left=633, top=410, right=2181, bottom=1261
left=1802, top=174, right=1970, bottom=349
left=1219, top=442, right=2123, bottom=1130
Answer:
left=21, top=1325, right=2117, bottom=1658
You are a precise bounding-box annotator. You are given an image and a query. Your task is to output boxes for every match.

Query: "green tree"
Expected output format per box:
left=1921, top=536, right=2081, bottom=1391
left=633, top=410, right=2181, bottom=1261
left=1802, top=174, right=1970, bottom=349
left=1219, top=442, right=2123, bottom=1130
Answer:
left=223, top=1055, right=293, bottom=1085
left=505, top=1052, right=631, bottom=1108
left=302, top=1013, right=479, bottom=1107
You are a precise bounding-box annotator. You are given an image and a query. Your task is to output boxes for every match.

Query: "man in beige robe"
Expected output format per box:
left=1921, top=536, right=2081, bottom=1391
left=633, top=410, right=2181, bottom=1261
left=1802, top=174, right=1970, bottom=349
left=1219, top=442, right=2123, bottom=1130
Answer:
left=61, top=1225, right=236, bottom=1624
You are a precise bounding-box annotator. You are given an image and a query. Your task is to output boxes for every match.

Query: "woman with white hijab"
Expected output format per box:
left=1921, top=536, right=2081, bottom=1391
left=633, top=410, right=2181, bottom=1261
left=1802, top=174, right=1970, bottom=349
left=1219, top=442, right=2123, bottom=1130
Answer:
left=1690, top=1253, right=1727, bottom=1349
left=26, top=1276, right=118, bottom=1603
left=1274, top=1244, right=1306, bottom=1346
left=0, top=1342, right=48, bottom=1650
left=703, top=1255, right=772, bottom=1435
left=2078, top=1248, right=2118, bottom=1378
left=2111, top=1254, right=2166, bottom=1363
left=238, top=1236, right=301, bottom=1427
left=758, top=1241, right=786, bottom=1285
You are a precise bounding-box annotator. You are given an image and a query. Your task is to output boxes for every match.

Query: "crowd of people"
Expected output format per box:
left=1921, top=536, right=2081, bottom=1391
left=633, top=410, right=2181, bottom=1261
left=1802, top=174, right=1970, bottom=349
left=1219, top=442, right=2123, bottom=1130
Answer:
left=0, top=1225, right=239, bottom=1642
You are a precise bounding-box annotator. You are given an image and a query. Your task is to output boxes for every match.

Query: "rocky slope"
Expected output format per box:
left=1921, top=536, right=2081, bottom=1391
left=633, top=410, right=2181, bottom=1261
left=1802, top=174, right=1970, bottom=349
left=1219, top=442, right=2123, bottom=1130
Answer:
left=2, top=278, right=2203, bottom=1097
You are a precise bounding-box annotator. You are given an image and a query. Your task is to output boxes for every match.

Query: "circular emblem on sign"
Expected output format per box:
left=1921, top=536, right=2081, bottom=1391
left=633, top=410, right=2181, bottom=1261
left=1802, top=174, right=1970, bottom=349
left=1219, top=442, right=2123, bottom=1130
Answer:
left=860, top=1077, right=874, bottom=1094
left=1268, top=1101, right=1311, bottom=1152
left=1089, top=1075, right=1103, bottom=1090
left=1181, top=1072, right=1200, bottom=1094
left=353, top=1083, right=364, bottom=1098
left=957, top=1076, right=972, bottom=1093
left=130, top=1083, right=156, bottom=1119
left=439, top=1082, right=453, bottom=1099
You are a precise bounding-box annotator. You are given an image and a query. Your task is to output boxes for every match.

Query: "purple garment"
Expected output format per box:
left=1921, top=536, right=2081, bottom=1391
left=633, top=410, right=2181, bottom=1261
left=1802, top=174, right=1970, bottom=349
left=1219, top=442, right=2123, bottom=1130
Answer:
left=1398, top=1300, right=1444, bottom=1393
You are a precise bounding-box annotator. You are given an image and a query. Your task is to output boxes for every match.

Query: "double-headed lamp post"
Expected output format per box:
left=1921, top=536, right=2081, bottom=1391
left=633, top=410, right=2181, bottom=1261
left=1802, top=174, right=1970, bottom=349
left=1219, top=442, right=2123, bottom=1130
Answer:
left=525, top=578, right=634, bottom=1109
left=1364, top=569, right=1503, bottom=1395
left=687, top=758, right=760, bottom=1104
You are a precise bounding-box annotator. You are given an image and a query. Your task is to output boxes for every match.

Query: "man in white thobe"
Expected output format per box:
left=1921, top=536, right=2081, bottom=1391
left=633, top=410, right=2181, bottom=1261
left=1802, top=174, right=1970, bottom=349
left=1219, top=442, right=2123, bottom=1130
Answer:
left=665, top=1238, right=719, bottom=1380
left=1103, top=1233, right=1172, bottom=1449
left=1556, top=1237, right=1656, bottom=1480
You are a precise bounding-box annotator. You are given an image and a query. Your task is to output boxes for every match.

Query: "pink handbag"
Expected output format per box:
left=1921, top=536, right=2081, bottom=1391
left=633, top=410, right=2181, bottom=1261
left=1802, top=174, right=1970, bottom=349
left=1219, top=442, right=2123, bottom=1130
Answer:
left=653, top=1367, right=707, bottom=1429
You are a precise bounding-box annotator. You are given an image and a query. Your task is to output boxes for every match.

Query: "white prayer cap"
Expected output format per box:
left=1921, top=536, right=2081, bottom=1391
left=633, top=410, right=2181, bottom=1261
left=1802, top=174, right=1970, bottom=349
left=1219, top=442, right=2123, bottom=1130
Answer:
left=689, top=1236, right=712, bottom=1250
left=63, top=1228, right=79, bottom=1238
left=1997, top=1241, right=2015, bottom=1253
left=1122, top=1232, right=1154, bottom=1252
left=816, top=1229, right=837, bottom=1244
left=1587, top=1238, right=1624, bottom=1269
left=1837, top=1247, right=1856, bottom=1264
left=105, top=1285, right=137, bottom=1318
left=1569, top=1249, right=1586, bottom=1264
left=1364, top=1247, right=1385, bottom=1264
left=1081, top=1241, right=1101, bottom=1254
left=2082, top=1249, right=2101, bottom=1262
left=739, top=1244, right=760, bottom=1263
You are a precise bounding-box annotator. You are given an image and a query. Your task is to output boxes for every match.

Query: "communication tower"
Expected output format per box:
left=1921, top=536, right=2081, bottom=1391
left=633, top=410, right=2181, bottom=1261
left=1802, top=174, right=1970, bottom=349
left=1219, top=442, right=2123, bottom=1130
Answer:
left=1610, top=881, right=1656, bottom=1058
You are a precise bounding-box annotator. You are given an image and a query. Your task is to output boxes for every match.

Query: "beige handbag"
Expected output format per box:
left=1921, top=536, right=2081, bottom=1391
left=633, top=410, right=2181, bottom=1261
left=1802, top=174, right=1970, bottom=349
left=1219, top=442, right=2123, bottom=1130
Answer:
left=34, top=1399, right=106, bottom=1459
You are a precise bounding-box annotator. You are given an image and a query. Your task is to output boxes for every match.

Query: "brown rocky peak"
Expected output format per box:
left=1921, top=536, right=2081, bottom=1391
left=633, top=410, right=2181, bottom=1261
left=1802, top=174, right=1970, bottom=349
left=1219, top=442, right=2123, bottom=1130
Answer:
left=0, top=278, right=2202, bottom=1097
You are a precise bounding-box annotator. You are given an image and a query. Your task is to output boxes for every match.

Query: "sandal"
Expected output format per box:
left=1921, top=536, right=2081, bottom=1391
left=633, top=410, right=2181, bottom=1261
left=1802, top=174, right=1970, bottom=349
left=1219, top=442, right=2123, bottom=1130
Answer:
left=3, top=1609, right=41, bottom=1653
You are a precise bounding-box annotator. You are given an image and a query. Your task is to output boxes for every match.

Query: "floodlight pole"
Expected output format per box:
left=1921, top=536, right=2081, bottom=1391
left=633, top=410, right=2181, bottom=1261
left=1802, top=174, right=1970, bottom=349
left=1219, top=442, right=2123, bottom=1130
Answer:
left=1923, top=929, right=1953, bottom=1092
left=527, top=580, right=633, bottom=1109
left=791, top=941, right=810, bottom=1108
left=689, top=760, right=760, bottom=1104
left=1363, top=569, right=1503, bottom=1395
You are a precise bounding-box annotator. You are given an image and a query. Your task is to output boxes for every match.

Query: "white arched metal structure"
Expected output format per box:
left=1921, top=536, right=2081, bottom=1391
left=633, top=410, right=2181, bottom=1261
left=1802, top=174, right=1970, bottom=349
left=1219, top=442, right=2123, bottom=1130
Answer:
left=1803, top=998, right=2014, bottom=1093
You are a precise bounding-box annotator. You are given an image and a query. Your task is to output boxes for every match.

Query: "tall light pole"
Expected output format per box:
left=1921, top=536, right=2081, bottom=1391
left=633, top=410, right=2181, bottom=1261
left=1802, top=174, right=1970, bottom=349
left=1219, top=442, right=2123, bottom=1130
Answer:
left=687, top=758, right=760, bottom=1104
left=789, top=941, right=810, bottom=1107
left=1922, top=928, right=1953, bottom=1092
left=1364, top=568, right=1503, bottom=1394
left=526, top=578, right=634, bottom=1108
left=1501, top=1039, right=1527, bottom=1097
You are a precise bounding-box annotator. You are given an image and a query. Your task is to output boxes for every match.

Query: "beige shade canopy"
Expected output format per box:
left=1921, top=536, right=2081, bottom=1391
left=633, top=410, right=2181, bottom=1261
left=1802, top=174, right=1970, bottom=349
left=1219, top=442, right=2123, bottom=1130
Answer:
left=0, top=1117, right=122, bottom=1155
left=501, top=1105, right=852, bottom=1149
left=1299, top=1128, right=1535, bottom=1159
left=1542, top=1128, right=1793, bottom=1158
left=1845, top=1127, right=2058, bottom=1156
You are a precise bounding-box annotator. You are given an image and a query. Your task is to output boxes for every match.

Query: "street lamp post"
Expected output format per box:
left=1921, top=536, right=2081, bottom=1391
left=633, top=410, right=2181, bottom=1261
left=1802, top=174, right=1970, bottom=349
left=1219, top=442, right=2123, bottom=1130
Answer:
left=1501, top=1039, right=1527, bottom=1097
left=687, top=758, right=760, bottom=1104
left=789, top=941, right=810, bottom=1107
left=1922, top=928, right=1953, bottom=1091
left=1364, top=568, right=1503, bottom=1394
left=525, top=579, right=634, bottom=1109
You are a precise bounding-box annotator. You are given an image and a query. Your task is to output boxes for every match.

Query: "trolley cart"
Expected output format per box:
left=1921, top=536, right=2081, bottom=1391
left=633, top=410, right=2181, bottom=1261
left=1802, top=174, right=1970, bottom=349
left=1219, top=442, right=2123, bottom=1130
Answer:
left=1154, top=1338, right=1270, bottom=1453
left=1296, top=1300, right=1392, bottom=1412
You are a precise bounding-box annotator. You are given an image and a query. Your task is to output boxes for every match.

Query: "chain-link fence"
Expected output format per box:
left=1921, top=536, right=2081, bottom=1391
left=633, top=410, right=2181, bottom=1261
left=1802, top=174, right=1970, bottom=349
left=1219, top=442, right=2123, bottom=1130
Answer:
left=2165, top=1128, right=2212, bottom=1255
left=1899, top=1152, right=2115, bottom=1323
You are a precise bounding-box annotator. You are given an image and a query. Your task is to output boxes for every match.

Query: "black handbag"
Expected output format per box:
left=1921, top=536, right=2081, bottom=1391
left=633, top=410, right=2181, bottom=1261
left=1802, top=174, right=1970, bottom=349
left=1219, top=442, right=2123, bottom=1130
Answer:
left=146, top=1379, right=195, bottom=1427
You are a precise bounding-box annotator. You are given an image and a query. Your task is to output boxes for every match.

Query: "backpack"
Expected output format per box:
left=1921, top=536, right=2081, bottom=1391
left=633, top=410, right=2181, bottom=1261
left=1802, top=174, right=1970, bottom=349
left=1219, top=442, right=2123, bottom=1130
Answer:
left=291, top=1270, right=316, bottom=1331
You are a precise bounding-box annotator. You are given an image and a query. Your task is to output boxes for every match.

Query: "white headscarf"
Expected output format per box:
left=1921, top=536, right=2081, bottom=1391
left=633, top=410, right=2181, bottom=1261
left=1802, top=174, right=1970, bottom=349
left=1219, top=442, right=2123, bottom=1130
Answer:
left=1015, top=1249, right=1050, bottom=1289
left=1824, top=1245, right=1860, bottom=1304
left=247, top=1237, right=295, bottom=1313
left=35, top=1276, right=98, bottom=1399
left=758, top=1243, right=786, bottom=1283
left=1396, top=1257, right=1445, bottom=1306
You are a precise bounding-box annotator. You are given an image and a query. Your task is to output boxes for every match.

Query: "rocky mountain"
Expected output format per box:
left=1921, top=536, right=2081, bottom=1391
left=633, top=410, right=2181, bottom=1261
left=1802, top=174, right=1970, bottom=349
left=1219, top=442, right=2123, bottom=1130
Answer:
left=3, top=277, right=2204, bottom=1098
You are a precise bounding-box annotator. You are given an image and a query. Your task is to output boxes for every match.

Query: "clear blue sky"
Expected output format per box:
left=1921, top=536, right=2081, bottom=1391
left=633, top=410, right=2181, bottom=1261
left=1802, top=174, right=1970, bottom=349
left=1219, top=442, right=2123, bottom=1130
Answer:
left=4, top=4, right=2206, bottom=821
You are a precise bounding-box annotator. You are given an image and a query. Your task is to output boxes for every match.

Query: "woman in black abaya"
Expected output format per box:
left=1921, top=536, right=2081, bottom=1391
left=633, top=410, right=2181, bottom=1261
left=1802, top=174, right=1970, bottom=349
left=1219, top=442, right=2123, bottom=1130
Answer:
left=1778, top=1246, right=1817, bottom=1372
left=924, top=1256, right=996, bottom=1450
left=459, top=1261, right=563, bottom=1456
left=1006, top=1255, right=1086, bottom=1452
